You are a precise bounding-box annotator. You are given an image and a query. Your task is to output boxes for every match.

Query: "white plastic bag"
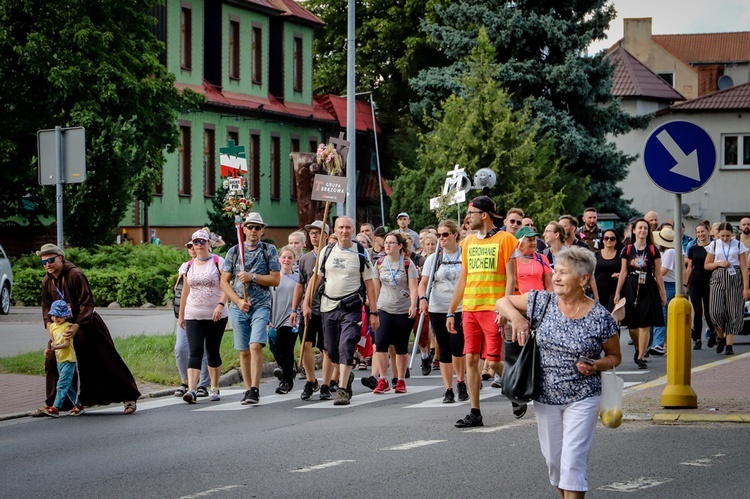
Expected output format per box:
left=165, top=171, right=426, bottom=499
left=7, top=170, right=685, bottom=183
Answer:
left=599, top=369, right=624, bottom=428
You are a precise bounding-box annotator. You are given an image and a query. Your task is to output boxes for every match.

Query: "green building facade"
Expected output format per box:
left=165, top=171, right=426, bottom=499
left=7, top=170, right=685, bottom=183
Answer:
left=122, top=0, right=335, bottom=245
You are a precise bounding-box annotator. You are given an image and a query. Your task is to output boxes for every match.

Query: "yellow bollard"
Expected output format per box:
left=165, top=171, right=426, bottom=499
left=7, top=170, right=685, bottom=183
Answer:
left=661, top=295, right=698, bottom=408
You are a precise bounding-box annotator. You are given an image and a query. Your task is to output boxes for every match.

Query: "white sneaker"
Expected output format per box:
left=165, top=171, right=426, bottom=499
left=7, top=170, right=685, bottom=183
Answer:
left=490, top=373, right=502, bottom=388
left=209, top=389, right=221, bottom=402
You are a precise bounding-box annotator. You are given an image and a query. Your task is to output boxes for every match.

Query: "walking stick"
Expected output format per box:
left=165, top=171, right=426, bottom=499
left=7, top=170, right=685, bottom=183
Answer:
left=408, top=246, right=442, bottom=370
left=297, top=201, right=331, bottom=369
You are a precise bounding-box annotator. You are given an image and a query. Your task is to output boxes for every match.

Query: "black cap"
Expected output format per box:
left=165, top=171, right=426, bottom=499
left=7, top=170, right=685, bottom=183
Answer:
left=469, top=196, right=502, bottom=219
left=373, top=226, right=387, bottom=237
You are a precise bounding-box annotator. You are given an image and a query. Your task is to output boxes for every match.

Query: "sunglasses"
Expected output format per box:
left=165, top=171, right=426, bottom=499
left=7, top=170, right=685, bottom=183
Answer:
left=244, top=225, right=263, bottom=231
left=508, top=219, right=522, bottom=225
left=603, top=236, right=617, bottom=241
left=185, top=243, right=194, bottom=249
left=192, top=239, right=208, bottom=245
left=40, top=256, right=58, bottom=265
left=467, top=210, right=484, bottom=215
left=438, top=232, right=452, bottom=238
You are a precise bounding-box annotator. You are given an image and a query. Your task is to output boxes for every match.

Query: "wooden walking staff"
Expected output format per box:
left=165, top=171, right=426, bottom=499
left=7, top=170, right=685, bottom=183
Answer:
left=297, top=136, right=350, bottom=369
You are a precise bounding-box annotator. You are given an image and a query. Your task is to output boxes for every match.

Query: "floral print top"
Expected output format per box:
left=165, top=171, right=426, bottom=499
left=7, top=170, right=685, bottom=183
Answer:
left=527, top=290, right=619, bottom=405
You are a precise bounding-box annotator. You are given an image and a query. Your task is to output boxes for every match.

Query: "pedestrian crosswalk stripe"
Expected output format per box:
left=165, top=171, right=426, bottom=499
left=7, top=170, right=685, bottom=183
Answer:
left=89, top=389, right=247, bottom=413
left=193, top=390, right=304, bottom=411
left=295, top=385, right=436, bottom=409
left=404, top=388, right=505, bottom=409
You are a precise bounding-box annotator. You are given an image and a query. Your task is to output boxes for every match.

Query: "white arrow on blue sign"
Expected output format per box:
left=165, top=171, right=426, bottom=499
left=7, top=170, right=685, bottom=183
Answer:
left=642, top=120, right=716, bottom=194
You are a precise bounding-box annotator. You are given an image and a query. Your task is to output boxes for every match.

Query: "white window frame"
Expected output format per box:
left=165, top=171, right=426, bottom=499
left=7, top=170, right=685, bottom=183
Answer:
left=721, top=134, right=750, bottom=170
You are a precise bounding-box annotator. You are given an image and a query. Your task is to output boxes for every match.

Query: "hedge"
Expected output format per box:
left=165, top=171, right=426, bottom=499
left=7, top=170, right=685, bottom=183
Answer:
left=12, top=243, right=190, bottom=308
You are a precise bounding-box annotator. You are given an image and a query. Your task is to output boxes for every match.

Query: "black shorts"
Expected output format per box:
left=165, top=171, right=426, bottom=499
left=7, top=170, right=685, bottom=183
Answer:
left=302, top=313, right=325, bottom=351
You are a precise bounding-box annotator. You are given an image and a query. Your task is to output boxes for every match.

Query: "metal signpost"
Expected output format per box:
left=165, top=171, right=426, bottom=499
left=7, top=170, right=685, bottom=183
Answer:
left=37, top=126, right=86, bottom=248
left=643, top=120, right=717, bottom=408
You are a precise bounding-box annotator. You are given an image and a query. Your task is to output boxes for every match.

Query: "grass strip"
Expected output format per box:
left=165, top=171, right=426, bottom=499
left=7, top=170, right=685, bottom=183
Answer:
left=0, top=333, right=303, bottom=387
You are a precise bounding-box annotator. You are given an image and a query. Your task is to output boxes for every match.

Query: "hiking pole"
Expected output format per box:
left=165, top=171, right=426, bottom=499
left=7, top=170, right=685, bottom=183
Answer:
left=409, top=246, right=442, bottom=370
left=298, top=201, right=331, bottom=369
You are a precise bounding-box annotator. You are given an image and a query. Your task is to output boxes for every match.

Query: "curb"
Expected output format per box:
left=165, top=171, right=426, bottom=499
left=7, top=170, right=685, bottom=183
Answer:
left=653, top=413, right=750, bottom=424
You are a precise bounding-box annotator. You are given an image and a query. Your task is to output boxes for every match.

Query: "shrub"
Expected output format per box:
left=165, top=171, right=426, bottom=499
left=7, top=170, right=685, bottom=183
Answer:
left=11, top=268, right=46, bottom=305
left=11, top=243, right=188, bottom=307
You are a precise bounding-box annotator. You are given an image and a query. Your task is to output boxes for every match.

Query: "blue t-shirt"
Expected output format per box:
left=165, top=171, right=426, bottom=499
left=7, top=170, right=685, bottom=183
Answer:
left=527, top=290, right=619, bottom=405
left=222, top=243, right=281, bottom=310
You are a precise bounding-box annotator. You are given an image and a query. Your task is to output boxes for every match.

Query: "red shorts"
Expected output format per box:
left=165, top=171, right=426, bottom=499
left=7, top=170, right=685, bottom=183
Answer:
left=463, top=310, right=504, bottom=361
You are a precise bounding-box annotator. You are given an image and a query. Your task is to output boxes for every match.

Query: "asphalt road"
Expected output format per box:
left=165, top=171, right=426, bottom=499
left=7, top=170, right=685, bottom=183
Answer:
left=2, top=352, right=749, bottom=499
left=0, top=307, right=176, bottom=356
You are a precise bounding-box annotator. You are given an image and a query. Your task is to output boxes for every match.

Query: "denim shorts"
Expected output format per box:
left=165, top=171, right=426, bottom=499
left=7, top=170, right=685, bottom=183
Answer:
left=230, top=304, right=271, bottom=350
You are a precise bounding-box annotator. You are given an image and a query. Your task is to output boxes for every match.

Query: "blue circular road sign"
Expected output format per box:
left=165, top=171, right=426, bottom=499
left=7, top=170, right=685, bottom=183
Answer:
left=642, top=120, right=716, bottom=194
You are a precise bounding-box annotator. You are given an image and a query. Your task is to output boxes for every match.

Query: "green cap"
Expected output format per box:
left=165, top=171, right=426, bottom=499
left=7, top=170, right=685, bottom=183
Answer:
left=515, top=226, right=540, bottom=240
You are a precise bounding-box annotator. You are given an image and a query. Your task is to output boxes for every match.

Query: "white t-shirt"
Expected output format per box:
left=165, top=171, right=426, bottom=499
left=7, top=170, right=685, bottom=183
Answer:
left=661, top=248, right=676, bottom=283
left=318, top=244, right=375, bottom=313
left=422, top=249, right=463, bottom=313
left=707, top=239, right=748, bottom=267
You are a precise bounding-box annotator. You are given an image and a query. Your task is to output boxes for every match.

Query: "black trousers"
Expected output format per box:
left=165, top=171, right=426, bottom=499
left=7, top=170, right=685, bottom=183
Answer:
left=688, top=279, right=714, bottom=341
left=274, top=325, right=298, bottom=383
left=186, top=318, right=228, bottom=369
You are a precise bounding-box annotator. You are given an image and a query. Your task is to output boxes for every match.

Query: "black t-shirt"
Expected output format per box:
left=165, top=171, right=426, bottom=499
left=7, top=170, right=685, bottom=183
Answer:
left=687, top=244, right=712, bottom=284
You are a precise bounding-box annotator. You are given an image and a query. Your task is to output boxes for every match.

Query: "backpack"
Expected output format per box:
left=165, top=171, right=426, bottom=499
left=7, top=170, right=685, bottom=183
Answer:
left=174, top=255, right=221, bottom=318
left=318, top=241, right=370, bottom=301
left=231, top=241, right=271, bottom=272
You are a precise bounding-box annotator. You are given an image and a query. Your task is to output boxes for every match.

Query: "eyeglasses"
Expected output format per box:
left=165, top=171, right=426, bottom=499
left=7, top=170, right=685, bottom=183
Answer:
left=40, top=256, right=58, bottom=265
left=244, top=225, right=263, bottom=231
left=522, top=223, right=533, bottom=228
left=192, top=239, right=208, bottom=245
left=438, top=232, right=452, bottom=238
left=384, top=241, right=400, bottom=245
left=185, top=243, right=194, bottom=249
left=467, top=210, right=484, bottom=215
left=507, top=219, right=522, bottom=225
left=603, top=236, right=617, bottom=241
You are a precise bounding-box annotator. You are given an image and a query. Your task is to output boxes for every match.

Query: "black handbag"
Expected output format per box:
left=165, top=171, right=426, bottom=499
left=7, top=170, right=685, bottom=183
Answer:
left=501, top=292, right=552, bottom=404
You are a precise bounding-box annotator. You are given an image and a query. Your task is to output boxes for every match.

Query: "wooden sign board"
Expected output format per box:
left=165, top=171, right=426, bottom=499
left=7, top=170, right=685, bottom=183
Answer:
left=312, top=174, right=348, bottom=203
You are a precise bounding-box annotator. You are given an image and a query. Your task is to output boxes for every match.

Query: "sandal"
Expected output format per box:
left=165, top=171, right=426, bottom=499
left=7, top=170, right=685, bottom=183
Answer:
left=30, top=406, right=52, bottom=418
left=123, top=401, right=137, bottom=414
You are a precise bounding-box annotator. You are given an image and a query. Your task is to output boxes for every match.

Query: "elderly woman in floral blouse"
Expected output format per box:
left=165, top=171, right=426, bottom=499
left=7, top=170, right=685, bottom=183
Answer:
left=496, top=246, right=621, bottom=498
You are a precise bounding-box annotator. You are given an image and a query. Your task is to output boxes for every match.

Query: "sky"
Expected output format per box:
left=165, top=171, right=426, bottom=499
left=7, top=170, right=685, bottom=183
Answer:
left=587, top=0, right=750, bottom=54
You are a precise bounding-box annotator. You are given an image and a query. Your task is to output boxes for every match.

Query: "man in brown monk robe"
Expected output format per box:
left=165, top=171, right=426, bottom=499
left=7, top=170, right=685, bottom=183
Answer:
left=31, top=243, right=140, bottom=416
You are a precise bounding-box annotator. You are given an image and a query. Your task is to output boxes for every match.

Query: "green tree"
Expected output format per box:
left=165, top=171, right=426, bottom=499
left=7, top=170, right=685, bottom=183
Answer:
left=0, top=0, right=202, bottom=246
left=393, top=29, right=586, bottom=230
left=411, top=0, right=645, bottom=221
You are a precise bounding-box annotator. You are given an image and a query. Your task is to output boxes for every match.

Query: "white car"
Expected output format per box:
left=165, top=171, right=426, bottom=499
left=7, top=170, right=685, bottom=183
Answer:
left=0, top=244, right=12, bottom=315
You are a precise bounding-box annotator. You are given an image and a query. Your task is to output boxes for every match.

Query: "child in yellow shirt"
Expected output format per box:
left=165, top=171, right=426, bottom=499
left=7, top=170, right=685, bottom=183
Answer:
left=42, top=300, right=83, bottom=417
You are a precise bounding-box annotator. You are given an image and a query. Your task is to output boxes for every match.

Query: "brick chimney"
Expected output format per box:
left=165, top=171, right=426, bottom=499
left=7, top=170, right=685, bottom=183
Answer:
left=697, top=65, right=724, bottom=96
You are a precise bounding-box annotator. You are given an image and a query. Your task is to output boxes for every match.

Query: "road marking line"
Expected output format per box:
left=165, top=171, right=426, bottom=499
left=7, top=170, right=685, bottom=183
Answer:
left=193, top=390, right=304, bottom=411
left=290, top=460, right=355, bottom=473
left=598, top=477, right=673, bottom=492
left=464, top=423, right=517, bottom=433
left=177, top=485, right=244, bottom=498
left=88, top=389, right=248, bottom=413
left=680, top=453, right=725, bottom=467
left=296, top=385, right=436, bottom=409
left=404, top=389, right=504, bottom=408
left=381, top=439, right=446, bottom=450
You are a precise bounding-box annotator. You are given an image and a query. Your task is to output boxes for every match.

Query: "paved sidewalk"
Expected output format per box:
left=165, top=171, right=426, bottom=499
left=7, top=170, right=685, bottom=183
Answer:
left=624, top=350, right=750, bottom=423
left=0, top=373, right=173, bottom=420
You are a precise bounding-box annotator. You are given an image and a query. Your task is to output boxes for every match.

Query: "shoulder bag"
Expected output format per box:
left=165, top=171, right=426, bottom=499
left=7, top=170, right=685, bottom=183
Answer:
left=501, top=291, right=552, bottom=404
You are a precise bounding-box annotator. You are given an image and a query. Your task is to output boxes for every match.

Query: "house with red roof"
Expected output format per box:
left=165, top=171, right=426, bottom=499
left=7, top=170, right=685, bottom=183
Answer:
left=608, top=19, right=750, bottom=227
left=617, top=18, right=750, bottom=100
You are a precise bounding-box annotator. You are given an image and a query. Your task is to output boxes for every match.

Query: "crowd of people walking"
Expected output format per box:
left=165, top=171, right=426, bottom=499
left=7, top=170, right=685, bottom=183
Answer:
left=30, top=201, right=749, bottom=497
